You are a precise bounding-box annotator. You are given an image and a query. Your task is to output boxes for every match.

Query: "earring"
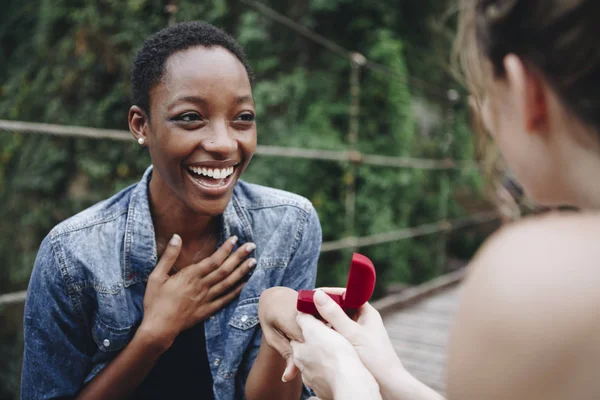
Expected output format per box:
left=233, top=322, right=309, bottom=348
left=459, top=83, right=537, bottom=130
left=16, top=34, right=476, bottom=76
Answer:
left=138, top=137, right=145, bottom=146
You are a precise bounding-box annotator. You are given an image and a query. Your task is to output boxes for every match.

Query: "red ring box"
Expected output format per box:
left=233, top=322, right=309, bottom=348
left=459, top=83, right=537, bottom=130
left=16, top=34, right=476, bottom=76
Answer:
left=297, top=253, right=376, bottom=318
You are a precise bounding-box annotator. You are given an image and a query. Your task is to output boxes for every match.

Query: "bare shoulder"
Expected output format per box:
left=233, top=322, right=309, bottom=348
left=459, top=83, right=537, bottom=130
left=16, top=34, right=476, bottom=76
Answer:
left=465, top=211, right=600, bottom=312
left=447, top=211, right=600, bottom=400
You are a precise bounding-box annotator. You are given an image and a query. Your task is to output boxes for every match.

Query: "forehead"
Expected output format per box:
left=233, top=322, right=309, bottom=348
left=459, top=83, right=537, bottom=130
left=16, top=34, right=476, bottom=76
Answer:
left=154, top=46, right=251, bottom=102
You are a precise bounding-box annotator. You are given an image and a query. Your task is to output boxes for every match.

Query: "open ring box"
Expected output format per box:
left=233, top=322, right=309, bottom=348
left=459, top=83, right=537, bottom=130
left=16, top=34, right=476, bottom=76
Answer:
left=297, top=253, right=376, bottom=319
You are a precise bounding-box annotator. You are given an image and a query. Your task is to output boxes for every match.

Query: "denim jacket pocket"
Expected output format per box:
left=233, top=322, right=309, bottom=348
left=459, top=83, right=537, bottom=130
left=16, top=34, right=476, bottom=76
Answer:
left=92, top=317, right=134, bottom=353
left=218, top=298, right=260, bottom=380
left=228, top=297, right=260, bottom=330
left=88, top=317, right=135, bottom=382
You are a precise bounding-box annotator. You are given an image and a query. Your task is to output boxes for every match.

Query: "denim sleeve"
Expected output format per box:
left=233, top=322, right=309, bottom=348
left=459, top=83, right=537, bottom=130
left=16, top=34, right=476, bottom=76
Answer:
left=281, top=204, right=321, bottom=292
left=241, top=205, right=322, bottom=399
left=21, top=235, right=92, bottom=400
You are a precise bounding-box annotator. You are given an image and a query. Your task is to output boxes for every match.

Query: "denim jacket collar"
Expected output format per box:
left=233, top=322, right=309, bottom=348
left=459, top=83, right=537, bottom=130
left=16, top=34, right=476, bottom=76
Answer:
left=123, top=166, right=253, bottom=287
left=123, top=167, right=157, bottom=287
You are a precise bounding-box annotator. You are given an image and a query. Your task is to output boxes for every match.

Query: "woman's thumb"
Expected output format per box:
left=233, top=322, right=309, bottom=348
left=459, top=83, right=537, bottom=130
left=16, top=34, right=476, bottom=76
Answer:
left=281, top=356, right=299, bottom=383
left=154, top=234, right=182, bottom=276
left=313, top=290, right=358, bottom=337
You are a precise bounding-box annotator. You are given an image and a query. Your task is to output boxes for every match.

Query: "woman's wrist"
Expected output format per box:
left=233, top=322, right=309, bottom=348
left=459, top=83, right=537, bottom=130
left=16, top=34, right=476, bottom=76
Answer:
left=136, top=320, right=175, bottom=355
left=332, top=356, right=381, bottom=399
left=374, top=358, right=408, bottom=399
left=362, top=350, right=439, bottom=400
left=378, top=363, right=443, bottom=400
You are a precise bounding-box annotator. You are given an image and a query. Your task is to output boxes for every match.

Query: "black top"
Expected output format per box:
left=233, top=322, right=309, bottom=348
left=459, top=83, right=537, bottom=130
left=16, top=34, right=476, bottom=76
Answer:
left=133, top=322, right=214, bottom=399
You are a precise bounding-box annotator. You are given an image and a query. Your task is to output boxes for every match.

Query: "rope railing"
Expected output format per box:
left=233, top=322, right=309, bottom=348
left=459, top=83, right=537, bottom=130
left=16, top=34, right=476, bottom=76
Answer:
left=0, top=210, right=498, bottom=307
left=320, top=210, right=498, bottom=252
left=0, top=291, right=27, bottom=307
left=240, top=0, right=351, bottom=60
left=0, top=120, right=478, bottom=170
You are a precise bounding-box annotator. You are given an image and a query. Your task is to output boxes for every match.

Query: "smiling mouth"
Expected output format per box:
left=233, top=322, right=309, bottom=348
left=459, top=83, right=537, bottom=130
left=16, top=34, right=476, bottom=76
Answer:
left=185, top=165, right=238, bottom=190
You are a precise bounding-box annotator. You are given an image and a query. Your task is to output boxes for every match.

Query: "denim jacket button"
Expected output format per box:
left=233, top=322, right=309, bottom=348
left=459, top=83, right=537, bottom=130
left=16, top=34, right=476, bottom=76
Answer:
left=240, top=315, right=248, bottom=323
left=213, top=358, right=221, bottom=366
left=103, top=339, right=110, bottom=347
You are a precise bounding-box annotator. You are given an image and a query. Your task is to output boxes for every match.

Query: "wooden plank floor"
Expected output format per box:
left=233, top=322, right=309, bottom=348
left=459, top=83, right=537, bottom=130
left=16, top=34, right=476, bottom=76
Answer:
left=382, top=285, right=462, bottom=396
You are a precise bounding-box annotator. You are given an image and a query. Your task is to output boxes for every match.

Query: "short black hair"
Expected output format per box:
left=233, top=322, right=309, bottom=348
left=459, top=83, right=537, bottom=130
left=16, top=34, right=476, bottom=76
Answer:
left=131, top=21, right=254, bottom=114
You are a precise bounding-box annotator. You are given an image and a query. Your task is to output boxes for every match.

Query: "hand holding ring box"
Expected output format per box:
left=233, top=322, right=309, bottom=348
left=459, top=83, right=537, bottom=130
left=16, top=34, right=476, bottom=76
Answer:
left=297, top=253, right=376, bottom=318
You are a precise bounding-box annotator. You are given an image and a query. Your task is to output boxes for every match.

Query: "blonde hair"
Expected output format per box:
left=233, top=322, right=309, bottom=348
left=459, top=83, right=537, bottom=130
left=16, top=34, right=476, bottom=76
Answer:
left=455, top=0, right=600, bottom=131
left=452, top=0, right=600, bottom=210
left=452, top=0, right=500, bottom=184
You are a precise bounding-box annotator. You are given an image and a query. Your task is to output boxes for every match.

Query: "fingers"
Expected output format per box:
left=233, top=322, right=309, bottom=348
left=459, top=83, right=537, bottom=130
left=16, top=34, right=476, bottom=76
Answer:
left=263, top=328, right=298, bottom=381
left=290, top=340, right=303, bottom=370
left=278, top=303, right=305, bottom=344
left=315, top=287, right=346, bottom=296
left=307, top=290, right=359, bottom=339
left=206, top=257, right=257, bottom=299
left=203, top=241, right=256, bottom=285
left=191, top=235, right=239, bottom=276
left=151, top=234, right=182, bottom=278
left=204, top=282, right=245, bottom=316
left=296, top=312, right=327, bottom=335
left=282, top=356, right=299, bottom=383
left=356, top=301, right=382, bottom=325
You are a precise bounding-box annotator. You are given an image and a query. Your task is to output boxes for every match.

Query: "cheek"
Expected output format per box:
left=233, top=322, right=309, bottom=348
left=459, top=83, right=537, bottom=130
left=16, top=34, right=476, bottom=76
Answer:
left=483, top=96, right=522, bottom=160
left=147, top=132, right=193, bottom=185
left=151, top=130, right=192, bottom=160
left=239, top=130, right=257, bottom=159
left=481, top=97, right=531, bottom=184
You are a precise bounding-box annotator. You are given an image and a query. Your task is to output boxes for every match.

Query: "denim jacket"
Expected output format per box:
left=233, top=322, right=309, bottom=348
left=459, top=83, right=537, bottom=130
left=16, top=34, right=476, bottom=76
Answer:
left=21, top=166, right=321, bottom=400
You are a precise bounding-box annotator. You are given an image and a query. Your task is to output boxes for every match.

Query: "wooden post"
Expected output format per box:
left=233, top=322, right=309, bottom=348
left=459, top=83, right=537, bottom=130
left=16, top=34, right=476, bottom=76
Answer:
left=165, top=1, right=178, bottom=26
left=345, top=52, right=366, bottom=244
left=437, top=89, right=459, bottom=271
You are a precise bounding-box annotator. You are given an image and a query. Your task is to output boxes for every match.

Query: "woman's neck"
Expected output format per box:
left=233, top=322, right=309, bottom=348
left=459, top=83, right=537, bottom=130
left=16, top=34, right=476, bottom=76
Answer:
left=148, top=177, right=219, bottom=246
left=551, top=131, right=600, bottom=210
left=564, top=161, right=600, bottom=210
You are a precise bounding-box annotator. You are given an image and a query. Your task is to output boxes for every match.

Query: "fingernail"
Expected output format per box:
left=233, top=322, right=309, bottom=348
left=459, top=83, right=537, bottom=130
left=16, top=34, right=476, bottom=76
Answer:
left=314, top=290, right=329, bottom=306
left=246, top=243, right=256, bottom=252
left=248, top=258, right=257, bottom=268
left=170, top=234, right=181, bottom=246
left=281, top=365, right=289, bottom=383
left=230, top=236, right=238, bottom=245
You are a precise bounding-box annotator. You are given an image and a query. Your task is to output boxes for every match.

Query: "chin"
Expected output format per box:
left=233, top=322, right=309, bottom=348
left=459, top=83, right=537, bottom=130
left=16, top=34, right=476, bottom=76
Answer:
left=179, top=169, right=240, bottom=216
left=186, top=196, right=232, bottom=217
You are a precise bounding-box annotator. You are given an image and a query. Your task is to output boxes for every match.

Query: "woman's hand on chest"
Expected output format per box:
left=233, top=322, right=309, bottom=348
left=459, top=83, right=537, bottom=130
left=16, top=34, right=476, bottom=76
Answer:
left=138, top=234, right=257, bottom=349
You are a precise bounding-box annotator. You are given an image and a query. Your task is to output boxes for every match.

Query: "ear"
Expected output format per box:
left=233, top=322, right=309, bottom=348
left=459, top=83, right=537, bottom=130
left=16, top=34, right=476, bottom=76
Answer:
left=504, top=54, right=549, bottom=135
left=128, top=106, right=150, bottom=145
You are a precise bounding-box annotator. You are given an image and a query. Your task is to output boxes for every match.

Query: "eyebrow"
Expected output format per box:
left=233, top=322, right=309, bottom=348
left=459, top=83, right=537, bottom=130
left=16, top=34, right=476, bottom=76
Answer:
left=234, top=95, right=254, bottom=105
left=168, top=96, right=206, bottom=110
left=168, top=95, right=254, bottom=110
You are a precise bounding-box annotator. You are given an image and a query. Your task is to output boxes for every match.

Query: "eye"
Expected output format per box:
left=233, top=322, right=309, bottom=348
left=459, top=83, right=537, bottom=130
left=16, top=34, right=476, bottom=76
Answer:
left=235, top=112, right=255, bottom=122
left=174, top=112, right=203, bottom=122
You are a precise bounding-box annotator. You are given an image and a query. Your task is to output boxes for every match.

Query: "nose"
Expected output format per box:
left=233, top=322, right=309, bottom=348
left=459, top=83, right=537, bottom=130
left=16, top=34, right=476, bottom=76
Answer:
left=202, top=120, right=238, bottom=157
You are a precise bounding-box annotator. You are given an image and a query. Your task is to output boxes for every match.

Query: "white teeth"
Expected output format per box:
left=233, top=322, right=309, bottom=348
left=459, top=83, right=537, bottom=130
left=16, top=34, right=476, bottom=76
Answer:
left=188, top=166, right=236, bottom=180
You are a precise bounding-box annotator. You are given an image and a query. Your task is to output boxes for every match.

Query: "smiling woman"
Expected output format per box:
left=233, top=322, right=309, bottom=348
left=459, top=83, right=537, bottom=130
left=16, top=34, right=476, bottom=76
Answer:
left=131, top=42, right=258, bottom=217
left=20, top=22, right=321, bottom=400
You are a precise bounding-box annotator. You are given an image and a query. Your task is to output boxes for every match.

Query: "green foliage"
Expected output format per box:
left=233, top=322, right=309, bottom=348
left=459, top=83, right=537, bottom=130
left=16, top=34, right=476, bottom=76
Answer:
left=0, top=0, right=488, bottom=397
